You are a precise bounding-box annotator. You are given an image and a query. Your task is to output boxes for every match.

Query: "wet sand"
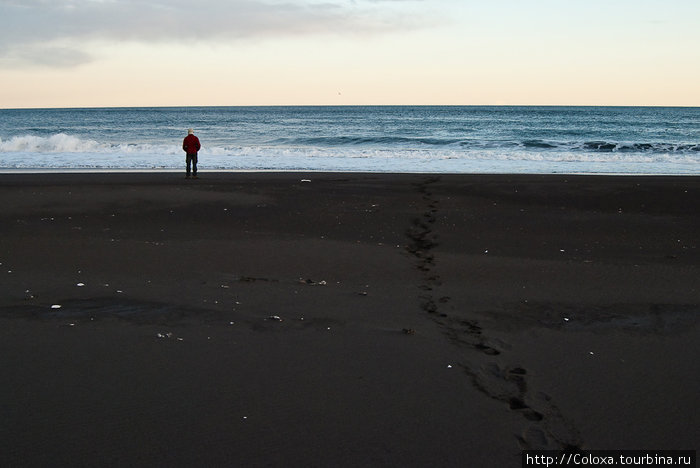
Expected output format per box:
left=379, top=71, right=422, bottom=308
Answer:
left=1, top=172, right=698, bottom=467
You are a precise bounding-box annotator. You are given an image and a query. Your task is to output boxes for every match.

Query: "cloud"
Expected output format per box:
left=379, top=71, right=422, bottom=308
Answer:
left=1, top=45, right=93, bottom=68
left=0, top=0, right=434, bottom=67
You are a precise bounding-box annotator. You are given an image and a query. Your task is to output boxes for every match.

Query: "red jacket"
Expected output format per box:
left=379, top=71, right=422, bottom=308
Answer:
left=182, top=134, right=201, bottom=154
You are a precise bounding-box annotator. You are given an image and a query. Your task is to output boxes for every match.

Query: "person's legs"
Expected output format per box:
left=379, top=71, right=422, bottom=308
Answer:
left=192, top=154, right=198, bottom=178
left=186, top=154, right=193, bottom=178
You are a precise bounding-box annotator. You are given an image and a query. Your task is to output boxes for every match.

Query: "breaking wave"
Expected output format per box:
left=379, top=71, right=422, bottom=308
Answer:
left=0, top=133, right=181, bottom=155
left=1, top=132, right=698, bottom=174
left=3, top=133, right=697, bottom=155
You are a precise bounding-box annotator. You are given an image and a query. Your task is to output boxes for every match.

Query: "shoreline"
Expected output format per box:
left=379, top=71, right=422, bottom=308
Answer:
left=1, top=172, right=698, bottom=467
left=1, top=168, right=699, bottom=176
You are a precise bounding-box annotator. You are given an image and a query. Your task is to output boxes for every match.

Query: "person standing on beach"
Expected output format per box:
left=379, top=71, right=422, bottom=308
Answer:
left=182, top=128, right=201, bottom=179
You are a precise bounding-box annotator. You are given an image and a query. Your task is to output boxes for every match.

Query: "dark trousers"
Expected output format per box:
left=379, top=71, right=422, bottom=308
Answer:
left=186, top=153, right=198, bottom=176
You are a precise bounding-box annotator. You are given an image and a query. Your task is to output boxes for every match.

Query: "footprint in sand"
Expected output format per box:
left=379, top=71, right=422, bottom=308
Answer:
left=466, top=363, right=581, bottom=450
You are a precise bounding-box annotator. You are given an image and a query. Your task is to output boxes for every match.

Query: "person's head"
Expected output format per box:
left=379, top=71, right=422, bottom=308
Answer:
left=187, top=128, right=194, bottom=135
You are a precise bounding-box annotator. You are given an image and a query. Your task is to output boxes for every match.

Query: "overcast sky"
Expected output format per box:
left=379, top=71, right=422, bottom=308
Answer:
left=2, top=0, right=699, bottom=107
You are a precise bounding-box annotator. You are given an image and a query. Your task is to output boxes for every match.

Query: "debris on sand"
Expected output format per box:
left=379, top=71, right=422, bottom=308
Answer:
left=298, top=278, right=327, bottom=286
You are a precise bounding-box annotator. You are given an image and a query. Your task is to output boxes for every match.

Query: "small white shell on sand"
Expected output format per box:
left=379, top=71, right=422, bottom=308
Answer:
left=51, top=304, right=62, bottom=309
left=76, top=283, right=85, bottom=287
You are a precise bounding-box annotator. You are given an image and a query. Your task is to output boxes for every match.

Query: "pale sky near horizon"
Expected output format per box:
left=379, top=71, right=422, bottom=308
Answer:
left=1, top=0, right=699, bottom=108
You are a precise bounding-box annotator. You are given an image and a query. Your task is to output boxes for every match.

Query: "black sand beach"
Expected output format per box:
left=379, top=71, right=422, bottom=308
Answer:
left=1, top=172, right=698, bottom=467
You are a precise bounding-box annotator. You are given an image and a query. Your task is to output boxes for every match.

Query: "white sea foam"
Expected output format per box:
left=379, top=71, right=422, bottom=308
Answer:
left=1, top=140, right=698, bottom=174
left=0, top=134, right=181, bottom=155
left=0, top=134, right=101, bottom=153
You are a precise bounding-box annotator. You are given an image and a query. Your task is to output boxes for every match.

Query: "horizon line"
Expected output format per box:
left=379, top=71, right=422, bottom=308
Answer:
left=3, top=104, right=700, bottom=111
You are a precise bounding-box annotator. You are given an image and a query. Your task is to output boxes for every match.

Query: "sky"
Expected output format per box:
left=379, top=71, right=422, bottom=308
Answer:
left=1, top=0, right=699, bottom=108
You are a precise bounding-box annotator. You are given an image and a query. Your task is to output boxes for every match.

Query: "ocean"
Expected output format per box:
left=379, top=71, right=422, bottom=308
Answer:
left=0, top=106, right=698, bottom=174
